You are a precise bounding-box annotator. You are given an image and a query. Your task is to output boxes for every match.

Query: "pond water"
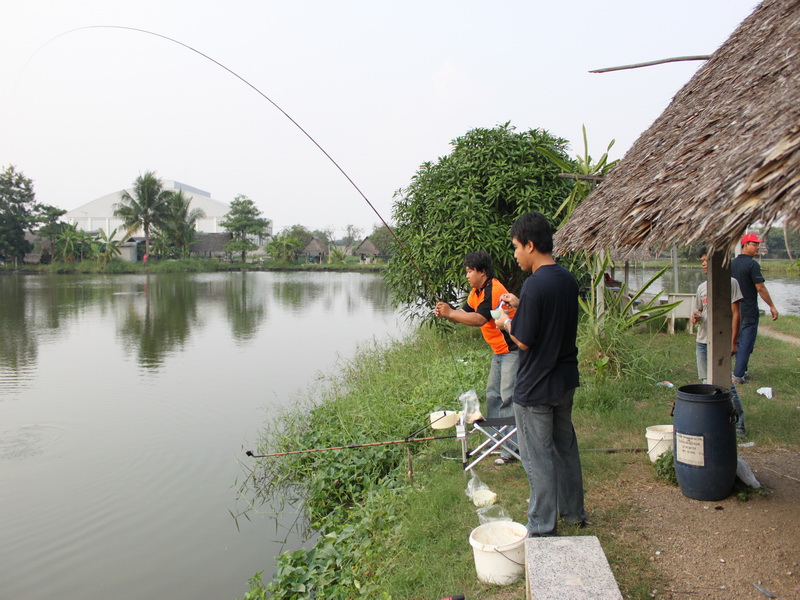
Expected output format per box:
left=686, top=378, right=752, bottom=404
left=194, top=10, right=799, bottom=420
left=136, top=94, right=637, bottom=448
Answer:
left=615, top=266, right=800, bottom=317
left=0, top=272, right=408, bottom=600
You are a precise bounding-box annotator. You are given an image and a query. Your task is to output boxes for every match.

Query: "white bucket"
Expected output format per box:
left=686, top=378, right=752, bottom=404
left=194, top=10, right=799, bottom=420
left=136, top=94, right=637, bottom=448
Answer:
left=645, top=424, right=674, bottom=462
left=429, top=410, right=461, bottom=429
left=468, top=521, right=527, bottom=585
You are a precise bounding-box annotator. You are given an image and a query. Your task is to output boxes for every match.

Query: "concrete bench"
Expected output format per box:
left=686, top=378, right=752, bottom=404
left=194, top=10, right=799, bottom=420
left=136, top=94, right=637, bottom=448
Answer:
left=525, top=536, right=623, bottom=600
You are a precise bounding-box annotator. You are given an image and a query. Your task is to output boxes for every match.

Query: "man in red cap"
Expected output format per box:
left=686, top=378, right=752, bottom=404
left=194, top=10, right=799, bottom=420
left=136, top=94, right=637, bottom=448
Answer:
left=730, top=232, right=779, bottom=384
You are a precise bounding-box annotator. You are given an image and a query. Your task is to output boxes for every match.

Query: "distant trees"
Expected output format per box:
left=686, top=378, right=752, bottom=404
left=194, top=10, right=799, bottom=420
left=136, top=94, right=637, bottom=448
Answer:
left=114, top=171, right=172, bottom=258
left=220, top=194, right=270, bottom=263
left=0, top=165, right=65, bottom=263
left=152, top=190, right=206, bottom=259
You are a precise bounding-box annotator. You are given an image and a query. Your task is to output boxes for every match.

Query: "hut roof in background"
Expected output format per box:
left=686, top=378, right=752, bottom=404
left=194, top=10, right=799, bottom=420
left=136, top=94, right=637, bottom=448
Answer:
left=354, top=237, right=381, bottom=255
left=554, top=0, right=800, bottom=259
left=301, top=238, right=328, bottom=255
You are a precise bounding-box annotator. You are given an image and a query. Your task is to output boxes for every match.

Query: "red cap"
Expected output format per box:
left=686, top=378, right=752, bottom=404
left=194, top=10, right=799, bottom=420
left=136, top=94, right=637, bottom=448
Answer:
left=741, top=232, right=763, bottom=244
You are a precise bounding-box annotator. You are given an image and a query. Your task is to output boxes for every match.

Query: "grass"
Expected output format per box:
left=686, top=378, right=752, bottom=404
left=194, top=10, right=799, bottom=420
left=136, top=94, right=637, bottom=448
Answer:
left=245, top=316, right=800, bottom=600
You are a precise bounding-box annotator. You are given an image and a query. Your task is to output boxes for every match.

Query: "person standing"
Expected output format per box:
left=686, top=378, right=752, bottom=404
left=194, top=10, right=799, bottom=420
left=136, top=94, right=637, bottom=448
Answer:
left=494, top=212, right=586, bottom=536
left=691, top=250, right=747, bottom=437
left=434, top=250, right=519, bottom=465
left=730, top=233, right=779, bottom=384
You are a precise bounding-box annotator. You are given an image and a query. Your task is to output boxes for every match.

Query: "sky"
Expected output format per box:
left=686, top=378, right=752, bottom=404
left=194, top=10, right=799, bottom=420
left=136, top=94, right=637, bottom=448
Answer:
left=1, top=0, right=759, bottom=237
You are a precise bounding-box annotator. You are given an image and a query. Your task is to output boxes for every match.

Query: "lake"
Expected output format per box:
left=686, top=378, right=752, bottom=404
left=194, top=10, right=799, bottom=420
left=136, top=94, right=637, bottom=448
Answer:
left=615, top=266, right=800, bottom=317
left=0, top=271, right=408, bottom=600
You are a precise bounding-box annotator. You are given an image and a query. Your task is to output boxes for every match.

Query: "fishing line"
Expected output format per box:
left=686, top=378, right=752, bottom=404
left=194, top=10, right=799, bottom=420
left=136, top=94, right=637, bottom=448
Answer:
left=29, top=25, right=440, bottom=301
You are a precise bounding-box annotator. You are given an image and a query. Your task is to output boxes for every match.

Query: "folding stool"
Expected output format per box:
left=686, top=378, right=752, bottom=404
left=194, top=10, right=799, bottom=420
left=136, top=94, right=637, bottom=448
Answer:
left=461, top=416, right=520, bottom=471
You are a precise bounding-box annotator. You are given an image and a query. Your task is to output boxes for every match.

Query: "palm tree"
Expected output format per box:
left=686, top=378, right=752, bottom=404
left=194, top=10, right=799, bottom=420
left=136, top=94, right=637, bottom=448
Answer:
left=162, top=190, right=205, bottom=258
left=95, top=228, right=121, bottom=266
left=113, top=172, right=172, bottom=259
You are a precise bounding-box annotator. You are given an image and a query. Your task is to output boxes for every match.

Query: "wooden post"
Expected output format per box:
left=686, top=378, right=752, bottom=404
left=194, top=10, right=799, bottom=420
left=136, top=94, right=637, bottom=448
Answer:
left=707, top=251, right=732, bottom=388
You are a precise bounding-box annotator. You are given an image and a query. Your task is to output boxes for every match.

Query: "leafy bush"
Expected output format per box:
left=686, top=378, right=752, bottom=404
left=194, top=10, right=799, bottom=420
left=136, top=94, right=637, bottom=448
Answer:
left=653, top=449, right=677, bottom=485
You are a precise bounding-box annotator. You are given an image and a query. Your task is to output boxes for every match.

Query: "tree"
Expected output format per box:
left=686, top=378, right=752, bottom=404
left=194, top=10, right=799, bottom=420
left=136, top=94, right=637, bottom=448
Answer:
left=266, top=230, right=305, bottom=261
left=154, top=190, right=206, bottom=258
left=368, top=223, right=396, bottom=255
left=338, top=224, right=363, bottom=254
left=0, top=165, right=65, bottom=263
left=114, top=171, right=172, bottom=259
left=384, top=123, right=573, bottom=312
left=220, top=194, right=270, bottom=263
left=95, top=228, right=121, bottom=266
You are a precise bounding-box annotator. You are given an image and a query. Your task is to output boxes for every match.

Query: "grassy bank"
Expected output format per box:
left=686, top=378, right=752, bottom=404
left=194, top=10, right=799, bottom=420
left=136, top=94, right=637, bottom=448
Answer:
left=241, top=316, right=800, bottom=599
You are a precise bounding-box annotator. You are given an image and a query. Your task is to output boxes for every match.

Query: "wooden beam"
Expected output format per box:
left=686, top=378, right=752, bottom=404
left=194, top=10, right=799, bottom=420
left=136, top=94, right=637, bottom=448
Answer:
left=707, top=250, right=732, bottom=388
left=590, top=55, right=711, bottom=73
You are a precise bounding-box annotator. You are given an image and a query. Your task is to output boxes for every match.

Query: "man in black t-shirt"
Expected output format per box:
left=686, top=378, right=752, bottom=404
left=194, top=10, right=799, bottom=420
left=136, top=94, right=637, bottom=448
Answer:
left=493, top=212, right=586, bottom=537
left=730, top=232, right=779, bottom=383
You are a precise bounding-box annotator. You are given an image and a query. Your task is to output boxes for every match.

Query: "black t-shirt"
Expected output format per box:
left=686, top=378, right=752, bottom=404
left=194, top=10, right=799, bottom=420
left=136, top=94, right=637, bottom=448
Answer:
left=730, top=254, right=764, bottom=319
left=511, top=264, right=580, bottom=405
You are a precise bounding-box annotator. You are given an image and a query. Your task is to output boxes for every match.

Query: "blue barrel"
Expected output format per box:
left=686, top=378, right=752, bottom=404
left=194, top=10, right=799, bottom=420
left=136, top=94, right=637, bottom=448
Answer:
left=673, top=384, right=738, bottom=501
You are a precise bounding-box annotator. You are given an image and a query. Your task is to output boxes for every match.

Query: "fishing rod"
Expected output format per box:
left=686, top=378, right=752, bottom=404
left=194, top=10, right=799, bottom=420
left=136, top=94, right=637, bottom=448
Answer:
left=245, top=433, right=460, bottom=459
left=35, top=25, right=441, bottom=302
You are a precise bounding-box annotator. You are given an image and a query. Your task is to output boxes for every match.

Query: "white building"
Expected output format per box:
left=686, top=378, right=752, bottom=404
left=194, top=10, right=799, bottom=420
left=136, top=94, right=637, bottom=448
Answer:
left=62, top=180, right=272, bottom=240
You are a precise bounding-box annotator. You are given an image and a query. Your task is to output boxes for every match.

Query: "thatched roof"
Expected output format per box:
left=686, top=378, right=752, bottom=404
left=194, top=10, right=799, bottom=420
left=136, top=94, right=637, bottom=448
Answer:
left=354, top=237, right=381, bottom=255
left=301, top=238, right=328, bottom=256
left=555, top=0, right=800, bottom=259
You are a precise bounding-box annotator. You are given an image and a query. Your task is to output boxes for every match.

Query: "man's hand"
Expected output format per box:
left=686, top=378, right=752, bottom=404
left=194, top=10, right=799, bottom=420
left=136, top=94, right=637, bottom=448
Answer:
left=435, top=302, right=453, bottom=319
left=499, top=293, right=519, bottom=310
left=770, top=305, right=779, bottom=321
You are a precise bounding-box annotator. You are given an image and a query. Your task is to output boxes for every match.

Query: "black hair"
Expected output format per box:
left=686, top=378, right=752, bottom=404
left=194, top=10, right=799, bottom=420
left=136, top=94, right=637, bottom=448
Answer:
left=463, top=250, right=495, bottom=279
left=698, top=247, right=707, bottom=258
left=510, top=211, right=553, bottom=254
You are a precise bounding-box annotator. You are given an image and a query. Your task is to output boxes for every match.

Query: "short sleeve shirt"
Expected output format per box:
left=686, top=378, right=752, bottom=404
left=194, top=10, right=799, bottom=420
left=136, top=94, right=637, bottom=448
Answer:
left=730, top=254, right=765, bottom=319
left=463, top=278, right=517, bottom=355
left=693, top=278, right=744, bottom=344
left=511, top=264, right=579, bottom=405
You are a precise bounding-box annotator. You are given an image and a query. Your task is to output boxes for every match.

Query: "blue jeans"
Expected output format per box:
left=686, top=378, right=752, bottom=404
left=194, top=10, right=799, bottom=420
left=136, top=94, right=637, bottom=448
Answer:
left=486, top=351, right=518, bottom=458
left=696, top=342, right=745, bottom=432
left=514, top=389, right=586, bottom=536
left=734, top=316, right=759, bottom=379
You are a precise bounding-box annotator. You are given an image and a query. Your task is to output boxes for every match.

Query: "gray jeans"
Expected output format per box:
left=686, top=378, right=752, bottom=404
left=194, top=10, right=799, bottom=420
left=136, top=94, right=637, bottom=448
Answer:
left=514, top=389, right=586, bottom=536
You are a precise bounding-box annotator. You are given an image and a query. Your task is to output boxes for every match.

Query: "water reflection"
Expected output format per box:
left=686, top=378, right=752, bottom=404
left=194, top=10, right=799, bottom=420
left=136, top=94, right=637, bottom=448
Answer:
left=0, top=278, right=37, bottom=379
left=224, top=273, right=267, bottom=343
left=117, top=275, right=201, bottom=369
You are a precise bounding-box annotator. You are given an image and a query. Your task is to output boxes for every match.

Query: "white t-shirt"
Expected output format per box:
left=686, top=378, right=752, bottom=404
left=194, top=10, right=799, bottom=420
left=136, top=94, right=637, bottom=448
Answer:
left=693, top=278, right=744, bottom=344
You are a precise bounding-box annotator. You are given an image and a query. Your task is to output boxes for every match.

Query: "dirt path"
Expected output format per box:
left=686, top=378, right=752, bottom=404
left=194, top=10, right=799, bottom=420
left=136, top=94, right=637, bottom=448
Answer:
left=623, top=447, right=800, bottom=599
left=759, top=324, right=800, bottom=345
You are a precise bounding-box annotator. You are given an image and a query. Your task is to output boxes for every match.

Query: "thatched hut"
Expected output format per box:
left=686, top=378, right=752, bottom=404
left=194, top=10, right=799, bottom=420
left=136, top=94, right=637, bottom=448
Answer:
left=300, top=237, right=328, bottom=264
left=553, top=0, right=800, bottom=387
left=354, top=236, right=383, bottom=263
left=555, top=0, right=800, bottom=260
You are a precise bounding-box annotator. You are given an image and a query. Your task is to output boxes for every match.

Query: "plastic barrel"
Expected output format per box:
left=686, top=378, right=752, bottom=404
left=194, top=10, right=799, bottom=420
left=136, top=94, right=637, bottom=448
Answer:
left=673, top=384, right=738, bottom=500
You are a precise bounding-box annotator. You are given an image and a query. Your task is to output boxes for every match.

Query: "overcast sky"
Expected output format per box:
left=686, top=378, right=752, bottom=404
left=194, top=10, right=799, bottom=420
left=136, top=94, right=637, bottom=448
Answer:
left=1, top=0, right=758, bottom=236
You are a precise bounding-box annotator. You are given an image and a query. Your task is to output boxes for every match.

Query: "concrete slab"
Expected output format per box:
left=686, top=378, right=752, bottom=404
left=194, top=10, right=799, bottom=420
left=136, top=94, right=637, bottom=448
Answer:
left=525, top=536, right=623, bottom=600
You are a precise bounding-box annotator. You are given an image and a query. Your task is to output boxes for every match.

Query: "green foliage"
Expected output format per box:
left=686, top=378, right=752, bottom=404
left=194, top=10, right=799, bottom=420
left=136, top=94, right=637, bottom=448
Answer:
left=653, top=449, right=677, bottom=485
left=267, top=230, right=305, bottom=261
left=0, top=165, right=65, bottom=262
left=114, top=171, right=173, bottom=258
left=385, top=123, right=573, bottom=310
left=151, top=190, right=206, bottom=259
left=368, top=223, right=396, bottom=256
left=327, top=247, right=347, bottom=264
left=220, top=194, right=270, bottom=262
left=578, top=257, right=677, bottom=382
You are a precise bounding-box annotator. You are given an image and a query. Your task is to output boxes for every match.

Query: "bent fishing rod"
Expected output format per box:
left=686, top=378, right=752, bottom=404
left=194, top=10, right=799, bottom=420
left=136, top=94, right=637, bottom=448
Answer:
left=36, top=25, right=441, bottom=302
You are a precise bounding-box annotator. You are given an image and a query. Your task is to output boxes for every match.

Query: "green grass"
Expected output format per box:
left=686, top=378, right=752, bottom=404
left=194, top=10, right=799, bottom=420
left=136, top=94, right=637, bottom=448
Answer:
left=244, top=316, right=800, bottom=600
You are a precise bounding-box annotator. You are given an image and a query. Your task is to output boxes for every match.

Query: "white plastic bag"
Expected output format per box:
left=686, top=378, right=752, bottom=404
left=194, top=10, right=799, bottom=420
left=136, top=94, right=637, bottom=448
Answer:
left=459, top=389, right=484, bottom=424
left=476, top=504, right=512, bottom=524
left=736, top=457, right=761, bottom=489
left=465, top=471, right=497, bottom=507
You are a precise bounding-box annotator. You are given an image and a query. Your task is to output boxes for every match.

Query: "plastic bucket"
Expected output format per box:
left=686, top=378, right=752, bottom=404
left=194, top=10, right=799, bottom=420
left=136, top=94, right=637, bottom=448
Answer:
left=673, top=384, right=737, bottom=501
left=645, top=424, right=674, bottom=462
left=468, top=521, right=527, bottom=585
left=429, top=410, right=461, bottom=429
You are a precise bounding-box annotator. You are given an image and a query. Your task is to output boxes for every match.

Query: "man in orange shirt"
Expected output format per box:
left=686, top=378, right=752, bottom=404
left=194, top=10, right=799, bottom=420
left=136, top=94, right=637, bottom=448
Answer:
left=435, top=250, right=519, bottom=465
